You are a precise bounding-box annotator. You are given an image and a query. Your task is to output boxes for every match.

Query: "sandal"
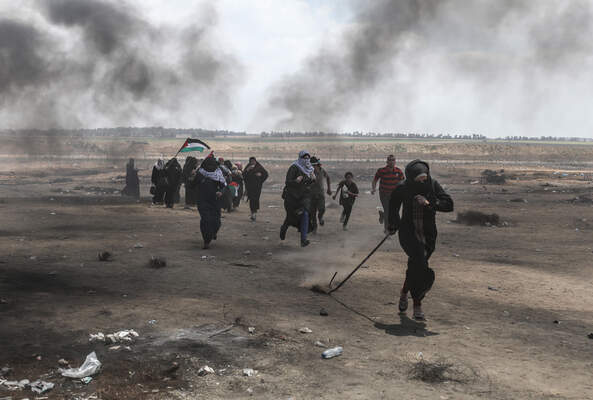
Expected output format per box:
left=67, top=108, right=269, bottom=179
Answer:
left=413, top=305, right=426, bottom=321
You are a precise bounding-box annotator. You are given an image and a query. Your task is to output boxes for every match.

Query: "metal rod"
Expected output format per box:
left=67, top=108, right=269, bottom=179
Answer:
left=328, top=234, right=390, bottom=294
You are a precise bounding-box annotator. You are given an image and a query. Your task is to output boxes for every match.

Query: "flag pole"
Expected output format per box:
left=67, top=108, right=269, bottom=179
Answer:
left=172, top=138, right=190, bottom=159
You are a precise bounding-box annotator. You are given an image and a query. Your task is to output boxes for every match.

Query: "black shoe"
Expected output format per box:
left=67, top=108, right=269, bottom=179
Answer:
left=280, top=224, right=288, bottom=240
left=319, top=217, right=325, bottom=226
left=301, top=239, right=310, bottom=247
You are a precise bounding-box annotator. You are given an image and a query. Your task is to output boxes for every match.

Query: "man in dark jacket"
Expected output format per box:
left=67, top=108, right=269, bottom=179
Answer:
left=281, top=150, right=315, bottom=247
left=387, top=159, right=453, bottom=321
left=243, top=157, right=269, bottom=222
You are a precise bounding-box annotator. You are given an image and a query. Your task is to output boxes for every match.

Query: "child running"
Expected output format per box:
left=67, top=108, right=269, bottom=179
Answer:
left=333, top=172, right=359, bottom=230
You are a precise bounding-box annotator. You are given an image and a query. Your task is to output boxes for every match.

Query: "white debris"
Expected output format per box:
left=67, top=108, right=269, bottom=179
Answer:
left=89, top=333, right=105, bottom=342
left=314, top=341, right=327, bottom=347
left=299, top=327, right=313, bottom=334
left=133, top=243, right=144, bottom=248
left=248, top=327, right=256, bottom=334
left=0, top=378, right=29, bottom=390
left=106, top=330, right=139, bottom=344
left=60, top=352, right=101, bottom=379
left=30, top=380, right=54, bottom=394
left=198, top=366, right=215, bottom=376
left=242, top=368, right=255, bottom=377
left=243, top=250, right=251, bottom=255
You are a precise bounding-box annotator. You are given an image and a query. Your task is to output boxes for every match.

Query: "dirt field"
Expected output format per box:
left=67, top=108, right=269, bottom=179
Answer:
left=1, top=138, right=593, bottom=399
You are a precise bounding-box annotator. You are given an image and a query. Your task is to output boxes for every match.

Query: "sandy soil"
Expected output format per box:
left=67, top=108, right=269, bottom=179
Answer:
left=1, top=152, right=593, bottom=399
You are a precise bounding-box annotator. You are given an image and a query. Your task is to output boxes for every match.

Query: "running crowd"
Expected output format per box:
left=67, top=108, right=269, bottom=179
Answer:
left=137, top=151, right=453, bottom=320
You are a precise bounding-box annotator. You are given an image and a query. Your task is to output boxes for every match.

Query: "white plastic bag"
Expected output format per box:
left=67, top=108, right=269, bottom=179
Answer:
left=60, top=351, right=102, bottom=378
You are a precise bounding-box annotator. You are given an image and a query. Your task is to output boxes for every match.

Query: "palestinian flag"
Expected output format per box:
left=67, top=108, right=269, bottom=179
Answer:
left=177, top=138, right=210, bottom=153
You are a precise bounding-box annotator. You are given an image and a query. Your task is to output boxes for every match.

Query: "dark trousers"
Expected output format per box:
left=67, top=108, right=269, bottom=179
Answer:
left=310, top=193, right=325, bottom=230
left=341, top=201, right=353, bottom=226
left=399, top=232, right=435, bottom=301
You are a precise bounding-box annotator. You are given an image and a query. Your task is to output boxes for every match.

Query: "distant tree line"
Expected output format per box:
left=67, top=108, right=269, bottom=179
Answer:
left=260, top=131, right=593, bottom=142
left=0, top=127, right=246, bottom=138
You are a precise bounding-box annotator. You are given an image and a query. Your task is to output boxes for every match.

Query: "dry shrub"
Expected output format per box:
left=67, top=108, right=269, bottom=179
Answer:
left=456, top=211, right=500, bottom=226
left=480, top=169, right=506, bottom=184
left=409, top=357, right=478, bottom=384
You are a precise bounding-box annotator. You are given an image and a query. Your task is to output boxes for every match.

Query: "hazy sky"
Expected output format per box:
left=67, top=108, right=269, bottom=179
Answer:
left=1, top=0, right=592, bottom=137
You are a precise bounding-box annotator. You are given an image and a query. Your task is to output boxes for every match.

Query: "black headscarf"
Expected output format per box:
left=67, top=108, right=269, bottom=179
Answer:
left=405, top=159, right=432, bottom=195
left=201, top=156, right=219, bottom=173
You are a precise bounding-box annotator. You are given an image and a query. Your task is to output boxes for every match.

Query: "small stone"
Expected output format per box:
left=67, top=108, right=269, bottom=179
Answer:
left=248, top=327, right=255, bottom=334
left=314, top=341, right=326, bottom=347
left=266, top=252, right=273, bottom=256
left=299, top=327, right=313, bottom=334
left=247, top=387, right=253, bottom=395
left=134, top=243, right=144, bottom=248
left=262, top=236, right=269, bottom=241
left=553, top=320, right=560, bottom=324
left=587, top=333, right=593, bottom=339
left=319, top=308, right=329, bottom=316
left=58, top=358, right=69, bottom=366
left=487, top=286, right=499, bottom=291
left=198, top=366, right=215, bottom=376
left=243, top=368, right=255, bottom=377
left=243, top=250, right=251, bottom=255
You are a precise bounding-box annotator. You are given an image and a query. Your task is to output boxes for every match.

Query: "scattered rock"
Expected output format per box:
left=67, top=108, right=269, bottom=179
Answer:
left=456, top=211, right=501, bottom=226
left=587, top=333, right=593, bottom=339
left=148, top=256, right=166, bottom=269
left=299, top=327, right=313, bottom=334
left=248, top=327, right=256, bottom=334
left=97, top=251, right=112, bottom=261
left=553, top=320, right=560, bottom=324
left=31, top=380, right=55, bottom=394
left=314, top=341, right=327, bottom=347
left=163, top=362, right=180, bottom=376
left=503, top=311, right=510, bottom=317
left=133, top=243, right=144, bottom=249
left=510, top=198, right=527, bottom=203
left=243, top=368, right=255, bottom=377
left=58, top=359, right=69, bottom=367
left=243, top=250, right=251, bottom=256
left=319, top=308, right=329, bottom=316
left=198, top=366, right=215, bottom=376
left=487, top=286, right=499, bottom=291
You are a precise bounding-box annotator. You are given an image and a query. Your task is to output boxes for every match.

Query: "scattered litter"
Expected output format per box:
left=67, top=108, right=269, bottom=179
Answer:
left=148, top=319, right=157, bottom=325
left=314, top=341, right=326, bottom=347
left=60, top=352, right=101, bottom=378
left=469, top=180, right=479, bottom=185
left=319, top=308, right=329, bottom=316
left=247, top=387, right=253, bottom=394
left=267, top=205, right=279, bottom=208
left=49, top=212, right=56, bottom=215
left=58, top=359, right=69, bottom=366
left=299, top=327, right=313, bottom=334
left=80, top=377, right=93, bottom=385
left=248, top=327, right=256, bottom=334
left=148, top=256, right=166, bottom=268
left=487, top=286, right=499, bottom=291
left=133, top=243, right=144, bottom=249
left=242, top=368, right=255, bottom=377
left=89, top=333, right=105, bottom=343
left=198, top=366, right=215, bottom=376
left=464, top=326, right=471, bottom=330
left=201, top=255, right=216, bottom=261
left=108, top=345, right=131, bottom=352
left=322, top=346, right=343, bottom=359
left=97, top=251, right=112, bottom=261
left=0, top=367, right=12, bottom=376
left=0, top=378, right=29, bottom=390
left=89, top=330, right=138, bottom=344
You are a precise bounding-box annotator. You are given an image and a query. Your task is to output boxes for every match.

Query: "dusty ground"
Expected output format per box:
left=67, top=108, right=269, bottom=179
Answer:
left=1, top=145, right=593, bottom=399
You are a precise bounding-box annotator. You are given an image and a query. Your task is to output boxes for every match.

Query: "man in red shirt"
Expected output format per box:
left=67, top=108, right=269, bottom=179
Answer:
left=371, top=154, right=404, bottom=232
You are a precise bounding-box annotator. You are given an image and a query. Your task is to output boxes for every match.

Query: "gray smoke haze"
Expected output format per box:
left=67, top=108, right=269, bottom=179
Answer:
left=0, top=0, right=242, bottom=129
left=265, top=0, right=593, bottom=136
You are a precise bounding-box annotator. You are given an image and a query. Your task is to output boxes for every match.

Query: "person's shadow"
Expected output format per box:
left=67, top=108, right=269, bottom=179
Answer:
left=374, top=313, right=439, bottom=337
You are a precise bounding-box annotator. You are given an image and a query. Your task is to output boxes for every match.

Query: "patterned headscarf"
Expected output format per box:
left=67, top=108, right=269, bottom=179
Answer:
left=292, top=150, right=314, bottom=177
